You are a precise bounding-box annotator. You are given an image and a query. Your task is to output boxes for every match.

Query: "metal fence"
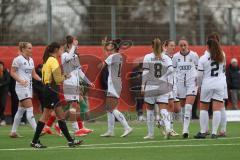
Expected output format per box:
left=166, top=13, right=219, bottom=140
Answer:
left=0, top=0, right=239, bottom=45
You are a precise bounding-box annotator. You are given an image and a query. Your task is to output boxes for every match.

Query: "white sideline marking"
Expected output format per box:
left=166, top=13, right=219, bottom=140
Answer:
left=0, top=143, right=240, bottom=151
left=0, top=137, right=240, bottom=151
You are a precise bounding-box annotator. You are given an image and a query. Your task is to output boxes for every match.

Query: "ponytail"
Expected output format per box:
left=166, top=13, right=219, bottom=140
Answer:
left=152, top=38, right=162, bottom=56
left=43, top=46, right=50, bottom=64
left=207, top=39, right=224, bottom=63
left=43, top=42, right=61, bottom=64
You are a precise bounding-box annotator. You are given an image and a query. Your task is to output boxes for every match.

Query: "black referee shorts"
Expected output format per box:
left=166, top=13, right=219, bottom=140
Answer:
left=42, top=84, right=61, bottom=109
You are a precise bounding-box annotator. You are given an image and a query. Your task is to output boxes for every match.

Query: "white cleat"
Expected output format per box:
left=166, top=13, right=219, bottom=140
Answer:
left=100, top=131, right=114, bottom=137
left=170, top=130, right=179, bottom=136
left=143, top=135, right=154, bottom=139
left=120, top=127, right=133, bottom=137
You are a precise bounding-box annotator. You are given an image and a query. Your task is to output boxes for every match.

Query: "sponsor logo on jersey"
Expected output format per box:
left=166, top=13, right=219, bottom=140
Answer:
left=25, top=69, right=32, bottom=74
left=179, top=65, right=192, bottom=70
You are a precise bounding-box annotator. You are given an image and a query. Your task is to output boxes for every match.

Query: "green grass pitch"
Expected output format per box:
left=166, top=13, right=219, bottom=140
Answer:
left=0, top=120, right=239, bottom=160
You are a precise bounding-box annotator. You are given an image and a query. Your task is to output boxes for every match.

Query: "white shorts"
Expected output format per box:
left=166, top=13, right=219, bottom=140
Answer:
left=224, top=84, right=228, bottom=99
left=63, top=84, right=80, bottom=102
left=200, top=86, right=224, bottom=103
left=15, top=87, right=32, bottom=101
left=144, top=93, right=169, bottom=105
left=176, top=83, right=198, bottom=99
left=107, top=79, right=122, bottom=98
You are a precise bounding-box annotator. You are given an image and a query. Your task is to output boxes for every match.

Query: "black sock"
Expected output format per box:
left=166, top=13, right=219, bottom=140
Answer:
left=58, top=119, right=73, bottom=142
left=32, top=121, right=45, bottom=143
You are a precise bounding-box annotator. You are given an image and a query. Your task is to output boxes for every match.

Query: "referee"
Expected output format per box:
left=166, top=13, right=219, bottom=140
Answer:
left=30, top=42, right=82, bottom=148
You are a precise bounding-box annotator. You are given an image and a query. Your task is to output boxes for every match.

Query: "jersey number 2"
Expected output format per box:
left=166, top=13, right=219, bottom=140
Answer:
left=211, top=61, right=219, bottom=77
left=154, top=63, right=162, bottom=78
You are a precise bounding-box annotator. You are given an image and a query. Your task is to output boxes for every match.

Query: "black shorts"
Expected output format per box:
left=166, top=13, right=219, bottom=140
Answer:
left=43, top=84, right=61, bottom=109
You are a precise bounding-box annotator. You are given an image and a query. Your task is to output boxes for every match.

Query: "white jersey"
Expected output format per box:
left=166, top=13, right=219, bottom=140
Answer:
left=172, top=51, right=199, bottom=84
left=105, top=53, right=122, bottom=81
left=142, top=52, right=172, bottom=104
left=143, top=52, right=172, bottom=83
left=61, top=50, right=81, bottom=87
left=163, top=52, right=174, bottom=85
left=105, top=53, right=123, bottom=98
left=12, top=55, right=34, bottom=90
left=198, top=50, right=226, bottom=88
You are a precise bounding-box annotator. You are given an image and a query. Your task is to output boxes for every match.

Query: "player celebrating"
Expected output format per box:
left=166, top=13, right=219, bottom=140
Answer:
left=195, top=38, right=226, bottom=139
left=30, top=42, right=82, bottom=148
left=42, top=36, right=94, bottom=136
left=9, top=42, right=41, bottom=138
left=172, top=39, right=199, bottom=138
left=61, top=35, right=94, bottom=136
left=142, top=38, right=173, bottom=139
left=100, top=38, right=133, bottom=137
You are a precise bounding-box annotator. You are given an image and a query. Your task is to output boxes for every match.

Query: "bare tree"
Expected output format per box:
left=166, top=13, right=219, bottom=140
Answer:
left=0, top=0, right=39, bottom=44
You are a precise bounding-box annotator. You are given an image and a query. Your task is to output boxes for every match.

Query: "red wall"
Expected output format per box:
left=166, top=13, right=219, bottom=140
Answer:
left=1, top=45, right=240, bottom=115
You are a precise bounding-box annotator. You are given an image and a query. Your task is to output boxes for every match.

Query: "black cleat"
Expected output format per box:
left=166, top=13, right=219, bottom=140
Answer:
left=30, top=142, right=47, bottom=148
left=211, top=134, right=218, bottom=139
left=194, top=132, right=206, bottom=139
left=68, top=139, right=83, bottom=147
left=182, top=133, right=189, bottom=139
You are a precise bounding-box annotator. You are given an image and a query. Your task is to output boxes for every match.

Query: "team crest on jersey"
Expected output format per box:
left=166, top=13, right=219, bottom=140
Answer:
left=24, top=62, right=27, bottom=65
left=178, top=59, right=180, bottom=62
left=189, top=59, right=192, bottom=62
left=192, top=90, right=195, bottom=94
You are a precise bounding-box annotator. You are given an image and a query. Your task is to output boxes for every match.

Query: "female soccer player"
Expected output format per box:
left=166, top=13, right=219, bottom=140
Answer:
left=61, top=35, right=94, bottom=136
left=42, top=36, right=94, bottom=137
left=195, top=33, right=228, bottom=139
left=172, top=39, right=199, bottom=138
left=195, top=38, right=226, bottom=139
left=163, top=40, right=180, bottom=136
left=30, top=42, right=82, bottom=148
left=142, top=38, right=173, bottom=139
left=9, top=42, right=41, bottom=138
left=100, top=38, right=133, bottom=137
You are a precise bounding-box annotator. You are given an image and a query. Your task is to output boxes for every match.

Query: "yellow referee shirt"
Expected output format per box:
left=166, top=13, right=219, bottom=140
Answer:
left=42, top=56, right=64, bottom=85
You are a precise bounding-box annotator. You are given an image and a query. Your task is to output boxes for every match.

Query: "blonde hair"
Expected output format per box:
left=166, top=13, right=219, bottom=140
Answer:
left=152, top=38, right=162, bottom=56
left=19, top=42, right=30, bottom=52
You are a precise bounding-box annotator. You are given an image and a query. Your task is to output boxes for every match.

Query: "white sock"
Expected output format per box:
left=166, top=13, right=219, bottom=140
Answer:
left=11, top=107, right=26, bottom=133
left=26, top=107, right=37, bottom=131
left=200, top=110, right=208, bottom=133
left=71, top=122, right=79, bottom=132
left=155, top=105, right=160, bottom=121
left=112, top=109, right=130, bottom=130
left=180, top=107, right=185, bottom=123
left=206, top=113, right=209, bottom=133
left=169, top=112, right=174, bottom=130
left=220, top=107, right=227, bottom=133
left=146, top=109, right=154, bottom=136
left=160, top=109, right=171, bottom=132
left=107, top=111, right=115, bottom=133
left=183, top=104, right=192, bottom=134
left=212, top=111, right=221, bottom=135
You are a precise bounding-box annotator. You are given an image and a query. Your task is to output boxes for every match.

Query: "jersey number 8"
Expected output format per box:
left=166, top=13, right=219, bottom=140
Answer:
left=154, top=63, right=162, bottom=78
